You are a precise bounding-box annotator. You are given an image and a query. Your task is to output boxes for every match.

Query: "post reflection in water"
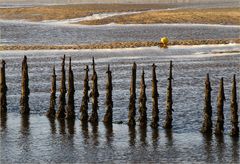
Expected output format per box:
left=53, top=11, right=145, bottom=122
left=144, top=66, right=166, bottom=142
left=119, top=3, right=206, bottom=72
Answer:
left=139, top=125, right=147, bottom=146
left=20, top=114, right=30, bottom=134
left=66, top=118, right=75, bottom=135
left=128, top=125, right=136, bottom=147
left=0, top=112, right=7, bottom=130
left=202, top=134, right=213, bottom=162
left=48, top=117, right=56, bottom=135
left=165, top=129, right=173, bottom=146
left=57, top=118, right=66, bottom=135
left=90, top=122, right=99, bottom=146
left=215, top=134, right=225, bottom=162
left=232, top=137, right=239, bottom=163
left=104, top=123, right=114, bottom=145
left=81, top=121, right=89, bottom=144
left=152, top=128, right=159, bottom=149
left=18, top=114, right=31, bottom=161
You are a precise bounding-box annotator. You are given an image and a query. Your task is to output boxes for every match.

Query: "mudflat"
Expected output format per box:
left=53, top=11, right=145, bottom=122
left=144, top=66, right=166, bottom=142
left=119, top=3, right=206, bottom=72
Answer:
left=0, top=3, right=175, bottom=21
left=79, top=7, right=240, bottom=25
left=1, top=38, right=239, bottom=50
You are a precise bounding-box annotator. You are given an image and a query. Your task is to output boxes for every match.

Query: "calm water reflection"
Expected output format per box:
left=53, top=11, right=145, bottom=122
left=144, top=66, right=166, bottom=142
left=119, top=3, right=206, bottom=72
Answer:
left=48, top=117, right=57, bottom=134
left=0, top=45, right=239, bottom=162
left=0, top=113, right=240, bottom=163
left=0, top=112, right=7, bottom=130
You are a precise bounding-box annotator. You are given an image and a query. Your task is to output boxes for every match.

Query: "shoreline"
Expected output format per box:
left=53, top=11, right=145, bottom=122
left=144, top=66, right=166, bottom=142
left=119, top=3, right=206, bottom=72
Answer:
left=78, top=7, right=240, bottom=25
left=0, top=3, right=176, bottom=22
left=1, top=39, right=239, bottom=51
left=0, top=5, right=239, bottom=26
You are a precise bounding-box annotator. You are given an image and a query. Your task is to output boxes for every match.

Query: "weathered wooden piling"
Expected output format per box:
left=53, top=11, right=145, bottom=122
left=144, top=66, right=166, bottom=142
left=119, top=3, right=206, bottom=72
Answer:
left=215, top=77, right=225, bottom=135
left=66, top=57, right=75, bottom=119
left=0, top=60, right=7, bottom=113
left=56, top=55, right=66, bottom=118
left=164, top=61, right=173, bottom=129
left=201, top=73, right=212, bottom=134
left=80, top=65, right=90, bottom=122
left=230, top=74, right=239, bottom=137
left=46, top=66, right=56, bottom=118
left=128, top=62, right=137, bottom=126
left=89, top=57, right=99, bottom=123
left=103, top=65, right=113, bottom=124
left=151, top=64, right=159, bottom=128
left=139, top=68, right=147, bottom=127
left=20, top=56, right=30, bottom=114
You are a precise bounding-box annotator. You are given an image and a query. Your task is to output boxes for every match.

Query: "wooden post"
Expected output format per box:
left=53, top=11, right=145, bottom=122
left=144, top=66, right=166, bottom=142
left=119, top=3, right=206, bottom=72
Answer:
left=201, top=74, right=212, bottom=134
left=230, top=74, right=239, bottom=136
left=89, top=57, right=99, bottom=123
left=139, top=68, right=147, bottom=127
left=215, top=77, right=225, bottom=135
left=164, top=61, right=173, bottom=129
left=20, top=56, right=30, bottom=114
left=0, top=60, right=7, bottom=113
left=46, top=65, right=56, bottom=118
left=151, top=63, right=159, bottom=128
left=103, top=65, right=113, bottom=124
left=56, top=55, right=66, bottom=118
left=66, top=57, right=75, bottom=119
left=128, top=62, right=137, bottom=126
left=80, top=65, right=90, bottom=122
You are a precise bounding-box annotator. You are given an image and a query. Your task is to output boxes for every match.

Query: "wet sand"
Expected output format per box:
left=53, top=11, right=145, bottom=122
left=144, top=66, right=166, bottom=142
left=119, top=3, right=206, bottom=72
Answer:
left=79, top=8, right=240, bottom=25
left=1, top=39, right=239, bottom=50
left=0, top=5, right=239, bottom=26
left=0, top=4, right=175, bottom=21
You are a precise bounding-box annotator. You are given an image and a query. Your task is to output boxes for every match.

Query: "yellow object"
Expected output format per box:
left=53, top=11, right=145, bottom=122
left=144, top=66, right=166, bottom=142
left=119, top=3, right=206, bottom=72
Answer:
left=161, top=37, right=169, bottom=45
left=160, top=37, right=169, bottom=48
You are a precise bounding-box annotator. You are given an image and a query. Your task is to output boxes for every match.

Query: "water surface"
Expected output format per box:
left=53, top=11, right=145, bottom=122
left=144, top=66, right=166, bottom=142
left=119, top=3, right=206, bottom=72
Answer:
left=1, top=20, right=239, bottom=45
left=1, top=44, right=239, bottom=163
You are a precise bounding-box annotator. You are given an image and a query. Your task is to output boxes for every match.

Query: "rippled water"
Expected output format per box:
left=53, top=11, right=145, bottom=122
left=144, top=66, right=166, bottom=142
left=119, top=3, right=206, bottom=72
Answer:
left=1, top=20, right=239, bottom=45
left=1, top=45, right=240, bottom=163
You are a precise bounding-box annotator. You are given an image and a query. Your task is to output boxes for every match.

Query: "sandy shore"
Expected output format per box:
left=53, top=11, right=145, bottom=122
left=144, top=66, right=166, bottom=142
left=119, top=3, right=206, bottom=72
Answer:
left=79, top=7, right=240, bottom=25
left=1, top=39, right=239, bottom=51
left=0, top=4, right=175, bottom=21
left=0, top=4, right=239, bottom=25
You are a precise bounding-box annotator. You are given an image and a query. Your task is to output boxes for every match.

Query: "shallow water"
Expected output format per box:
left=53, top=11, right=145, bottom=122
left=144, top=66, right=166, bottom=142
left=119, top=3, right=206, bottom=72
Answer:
left=0, top=0, right=239, bottom=8
left=1, top=20, right=239, bottom=45
left=0, top=45, right=240, bottom=163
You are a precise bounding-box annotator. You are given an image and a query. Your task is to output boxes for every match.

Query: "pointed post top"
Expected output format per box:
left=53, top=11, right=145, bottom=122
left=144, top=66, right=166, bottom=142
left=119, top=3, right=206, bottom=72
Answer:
left=206, top=73, right=209, bottom=80
left=142, top=68, right=145, bottom=75
left=133, top=62, right=137, bottom=69
left=84, top=65, right=89, bottom=71
left=92, top=57, right=95, bottom=66
left=0, top=60, right=5, bottom=68
left=52, top=65, right=55, bottom=74
left=152, top=63, right=157, bottom=68
left=23, top=56, right=27, bottom=64
left=61, top=55, right=65, bottom=65
left=106, top=64, right=111, bottom=74
left=220, top=77, right=225, bottom=101
left=69, top=57, right=72, bottom=70
left=233, top=74, right=236, bottom=81
left=205, top=73, right=211, bottom=89
left=92, top=57, right=96, bottom=72
left=61, top=55, right=65, bottom=62
left=169, top=61, right=173, bottom=80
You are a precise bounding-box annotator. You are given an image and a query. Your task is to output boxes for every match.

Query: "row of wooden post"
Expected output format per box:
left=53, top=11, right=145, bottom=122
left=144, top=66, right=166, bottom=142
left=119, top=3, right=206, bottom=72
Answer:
left=0, top=56, right=239, bottom=136
left=201, top=74, right=239, bottom=136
